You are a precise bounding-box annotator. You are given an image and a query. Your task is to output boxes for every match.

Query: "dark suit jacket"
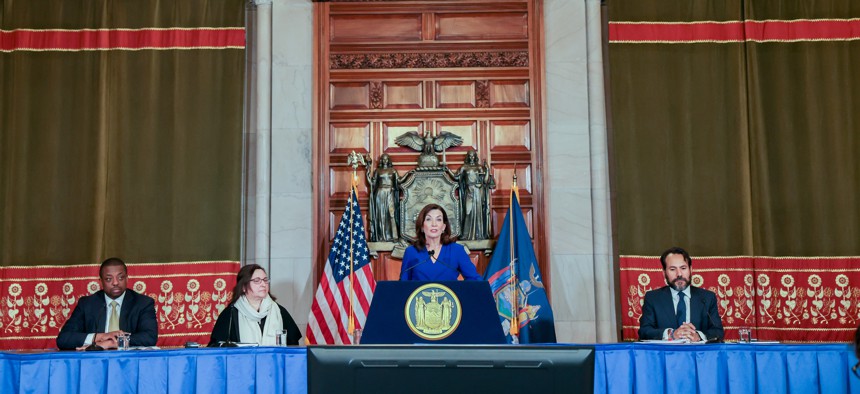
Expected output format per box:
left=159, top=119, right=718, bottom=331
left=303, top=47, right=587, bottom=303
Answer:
left=208, top=303, right=302, bottom=347
left=638, top=285, right=724, bottom=341
left=56, top=289, right=158, bottom=349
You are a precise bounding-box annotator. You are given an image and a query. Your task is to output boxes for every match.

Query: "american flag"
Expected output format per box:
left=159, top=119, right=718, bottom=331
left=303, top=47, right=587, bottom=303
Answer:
left=306, top=187, right=376, bottom=344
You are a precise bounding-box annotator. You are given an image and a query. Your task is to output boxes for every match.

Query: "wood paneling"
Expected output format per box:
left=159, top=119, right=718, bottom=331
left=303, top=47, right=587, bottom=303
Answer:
left=383, top=82, right=423, bottom=109
left=372, top=253, right=403, bottom=281
left=490, top=120, right=531, bottom=152
left=314, top=0, right=547, bottom=290
left=329, top=122, right=370, bottom=153
left=329, top=166, right=368, bottom=198
left=436, top=81, right=476, bottom=108
left=330, top=14, right=422, bottom=42
left=435, top=13, right=529, bottom=41
left=383, top=122, right=424, bottom=152
left=492, top=207, right=533, bottom=239
left=330, top=82, right=369, bottom=110
left=490, top=80, right=530, bottom=107
left=435, top=120, right=478, bottom=151
left=492, top=164, right=533, bottom=196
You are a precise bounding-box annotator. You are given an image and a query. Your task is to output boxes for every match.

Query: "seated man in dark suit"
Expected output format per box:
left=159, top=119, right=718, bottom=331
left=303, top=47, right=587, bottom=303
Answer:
left=57, top=257, right=158, bottom=350
left=638, top=247, right=724, bottom=342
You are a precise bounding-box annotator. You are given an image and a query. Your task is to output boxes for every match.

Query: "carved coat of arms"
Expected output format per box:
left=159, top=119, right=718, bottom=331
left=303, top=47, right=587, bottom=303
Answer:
left=362, top=131, right=496, bottom=257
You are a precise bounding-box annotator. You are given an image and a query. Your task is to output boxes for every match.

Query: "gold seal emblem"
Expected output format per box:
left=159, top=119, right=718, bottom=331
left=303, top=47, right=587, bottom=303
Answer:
left=405, top=283, right=462, bottom=340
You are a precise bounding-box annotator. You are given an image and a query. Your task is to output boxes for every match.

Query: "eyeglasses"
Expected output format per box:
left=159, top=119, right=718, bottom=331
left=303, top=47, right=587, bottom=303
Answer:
left=250, top=277, right=269, bottom=284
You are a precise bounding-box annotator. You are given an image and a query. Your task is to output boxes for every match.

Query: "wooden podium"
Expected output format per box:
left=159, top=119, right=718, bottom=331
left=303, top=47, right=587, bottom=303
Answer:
left=361, top=280, right=506, bottom=344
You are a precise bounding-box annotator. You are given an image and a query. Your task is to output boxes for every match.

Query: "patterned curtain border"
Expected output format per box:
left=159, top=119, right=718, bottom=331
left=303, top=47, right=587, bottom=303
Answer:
left=0, top=261, right=239, bottom=349
left=621, top=256, right=860, bottom=343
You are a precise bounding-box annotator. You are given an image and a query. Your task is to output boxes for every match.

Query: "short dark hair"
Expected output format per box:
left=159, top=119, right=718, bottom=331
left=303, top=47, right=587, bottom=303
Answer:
left=412, top=203, right=456, bottom=250
left=660, top=247, right=692, bottom=270
left=99, top=257, right=127, bottom=278
left=229, top=264, right=276, bottom=304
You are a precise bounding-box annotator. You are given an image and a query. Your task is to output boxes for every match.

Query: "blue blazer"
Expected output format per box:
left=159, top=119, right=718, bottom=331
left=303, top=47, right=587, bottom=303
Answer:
left=400, top=242, right=481, bottom=281
left=638, top=286, right=724, bottom=341
left=57, top=289, right=158, bottom=349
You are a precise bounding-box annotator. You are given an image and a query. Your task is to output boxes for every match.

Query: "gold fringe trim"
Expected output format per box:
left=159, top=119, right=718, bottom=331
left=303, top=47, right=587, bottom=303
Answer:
left=0, top=260, right=239, bottom=269
left=0, top=272, right=238, bottom=282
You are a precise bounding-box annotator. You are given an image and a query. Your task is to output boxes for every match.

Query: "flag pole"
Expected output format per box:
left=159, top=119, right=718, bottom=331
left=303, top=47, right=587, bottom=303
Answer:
left=509, top=170, right=519, bottom=344
left=346, top=151, right=365, bottom=344
left=348, top=180, right=356, bottom=341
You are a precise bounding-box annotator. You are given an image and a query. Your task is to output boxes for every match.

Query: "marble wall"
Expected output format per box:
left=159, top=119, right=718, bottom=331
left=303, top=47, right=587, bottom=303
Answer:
left=266, top=0, right=316, bottom=335
left=543, top=0, right=616, bottom=342
left=256, top=0, right=616, bottom=343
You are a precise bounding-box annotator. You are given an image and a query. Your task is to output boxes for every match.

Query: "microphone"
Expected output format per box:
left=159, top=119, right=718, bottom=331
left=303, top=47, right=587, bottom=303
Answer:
left=401, top=250, right=435, bottom=278
left=219, top=305, right=238, bottom=347
left=699, top=298, right=723, bottom=343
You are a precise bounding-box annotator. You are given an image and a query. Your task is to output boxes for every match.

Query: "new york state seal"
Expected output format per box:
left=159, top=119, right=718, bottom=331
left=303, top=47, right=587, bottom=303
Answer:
left=405, top=283, right=462, bottom=340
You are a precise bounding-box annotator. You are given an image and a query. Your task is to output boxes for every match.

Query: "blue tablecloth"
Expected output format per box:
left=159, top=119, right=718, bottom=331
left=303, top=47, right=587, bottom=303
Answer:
left=594, top=343, right=860, bottom=394
left=1, top=343, right=857, bottom=393
left=0, top=347, right=307, bottom=394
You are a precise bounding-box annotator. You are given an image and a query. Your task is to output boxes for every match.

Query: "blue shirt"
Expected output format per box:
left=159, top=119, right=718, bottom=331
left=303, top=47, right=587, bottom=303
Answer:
left=399, top=243, right=482, bottom=281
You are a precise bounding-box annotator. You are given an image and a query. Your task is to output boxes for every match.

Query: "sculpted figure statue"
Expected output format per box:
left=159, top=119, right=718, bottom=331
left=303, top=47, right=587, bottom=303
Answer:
left=365, top=153, right=401, bottom=242
left=454, top=149, right=495, bottom=240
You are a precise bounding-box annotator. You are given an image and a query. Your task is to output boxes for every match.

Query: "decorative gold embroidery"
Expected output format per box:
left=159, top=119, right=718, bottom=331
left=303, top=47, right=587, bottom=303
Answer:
left=0, top=262, right=239, bottom=349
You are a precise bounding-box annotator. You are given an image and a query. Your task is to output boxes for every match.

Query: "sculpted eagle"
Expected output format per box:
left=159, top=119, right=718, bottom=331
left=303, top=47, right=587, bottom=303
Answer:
left=395, top=131, right=463, bottom=168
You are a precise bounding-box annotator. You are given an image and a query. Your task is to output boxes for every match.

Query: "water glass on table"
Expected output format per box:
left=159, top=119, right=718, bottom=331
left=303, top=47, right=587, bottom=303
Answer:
left=117, top=333, right=131, bottom=350
left=738, top=327, right=752, bottom=343
left=276, top=329, right=289, bottom=346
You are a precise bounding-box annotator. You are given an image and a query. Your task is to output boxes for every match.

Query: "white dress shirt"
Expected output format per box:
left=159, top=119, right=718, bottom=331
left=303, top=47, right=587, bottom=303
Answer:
left=662, top=287, right=706, bottom=342
left=82, top=292, right=126, bottom=346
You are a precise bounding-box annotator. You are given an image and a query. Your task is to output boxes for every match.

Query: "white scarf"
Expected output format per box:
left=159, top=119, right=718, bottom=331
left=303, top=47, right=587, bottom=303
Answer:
left=235, top=295, right=283, bottom=346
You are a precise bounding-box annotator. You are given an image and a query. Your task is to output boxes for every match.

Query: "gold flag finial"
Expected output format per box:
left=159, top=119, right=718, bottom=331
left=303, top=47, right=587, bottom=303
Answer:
left=347, top=151, right=367, bottom=185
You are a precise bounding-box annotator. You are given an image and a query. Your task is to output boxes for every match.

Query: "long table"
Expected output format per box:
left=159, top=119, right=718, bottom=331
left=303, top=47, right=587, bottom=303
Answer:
left=595, top=343, right=859, bottom=394
left=0, top=344, right=857, bottom=393
left=0, top=347, right=307, bottom=393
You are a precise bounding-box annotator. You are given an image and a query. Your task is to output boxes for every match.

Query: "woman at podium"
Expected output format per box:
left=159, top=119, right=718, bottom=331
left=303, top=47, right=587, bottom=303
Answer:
left=400, top=204, right=482, bottom=281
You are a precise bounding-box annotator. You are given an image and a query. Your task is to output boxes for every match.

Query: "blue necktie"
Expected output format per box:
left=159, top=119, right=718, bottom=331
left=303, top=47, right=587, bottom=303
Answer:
left=676, top=292, right=686, bottom=329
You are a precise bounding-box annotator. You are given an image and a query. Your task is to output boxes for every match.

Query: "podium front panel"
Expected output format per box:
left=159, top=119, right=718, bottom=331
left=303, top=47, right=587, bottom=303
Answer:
left=362, top=280, right=506, bottom=344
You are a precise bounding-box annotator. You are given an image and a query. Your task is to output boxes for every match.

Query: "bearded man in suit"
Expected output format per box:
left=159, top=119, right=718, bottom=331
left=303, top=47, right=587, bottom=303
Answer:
left=638, top=247, right=724, bottom=342
left=57, top=257, right=158, bottom=350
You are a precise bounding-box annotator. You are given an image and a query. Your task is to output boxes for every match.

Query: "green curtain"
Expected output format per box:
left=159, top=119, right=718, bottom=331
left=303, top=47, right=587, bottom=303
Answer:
left=608, top=1, right=860, bottom=257
left=744, top=3, right=860, bottom=255
left=0, top=0, right=245, bottom=265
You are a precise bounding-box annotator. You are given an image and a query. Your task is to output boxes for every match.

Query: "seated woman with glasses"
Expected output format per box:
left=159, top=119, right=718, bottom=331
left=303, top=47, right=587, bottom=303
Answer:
left=208, top=264, right=302, bottom=346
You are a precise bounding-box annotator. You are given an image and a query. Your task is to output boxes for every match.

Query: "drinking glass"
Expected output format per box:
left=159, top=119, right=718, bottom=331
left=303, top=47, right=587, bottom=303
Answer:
left=117, top=333, right=131, bottom=350
left=738, top=327, right=752, bottom=343
left=275, top=329, right=289, bottom=346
